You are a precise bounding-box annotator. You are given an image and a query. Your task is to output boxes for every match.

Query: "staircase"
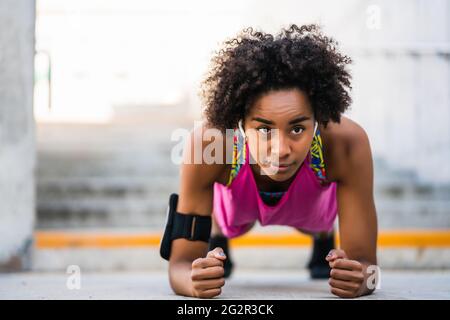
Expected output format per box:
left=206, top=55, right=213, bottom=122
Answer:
left=36, top=121, right=450, bottom=230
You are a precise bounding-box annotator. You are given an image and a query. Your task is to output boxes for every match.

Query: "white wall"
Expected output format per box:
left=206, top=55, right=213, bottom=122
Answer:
left=346, top=0, right=450, bottom=184
left=0, top=0, right=36, bottom=268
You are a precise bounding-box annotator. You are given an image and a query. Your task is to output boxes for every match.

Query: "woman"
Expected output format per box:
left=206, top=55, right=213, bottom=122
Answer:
left=165, top=24, right=378, bottom=299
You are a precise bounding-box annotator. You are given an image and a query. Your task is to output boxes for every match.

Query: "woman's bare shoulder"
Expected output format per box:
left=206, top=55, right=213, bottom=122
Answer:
left=180, top=122, right=232, bottom=189
left=320, top=116, right=371, bottom=182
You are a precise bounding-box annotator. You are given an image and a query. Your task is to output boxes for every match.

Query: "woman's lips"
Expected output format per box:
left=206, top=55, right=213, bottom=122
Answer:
left=269, top=163, right=292, bottom=173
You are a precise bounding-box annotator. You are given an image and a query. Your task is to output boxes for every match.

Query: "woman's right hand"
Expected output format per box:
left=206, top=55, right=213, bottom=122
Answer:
left=190, top=247, right=227, bottom=298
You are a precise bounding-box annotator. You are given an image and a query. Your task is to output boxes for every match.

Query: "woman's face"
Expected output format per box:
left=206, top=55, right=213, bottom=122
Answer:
left=243, top=88, right=316, bottom=182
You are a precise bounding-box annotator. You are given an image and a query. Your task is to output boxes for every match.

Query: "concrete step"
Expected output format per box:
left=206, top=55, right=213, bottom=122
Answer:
left=375, top=198, right=450, bottom=229
left=36, top=196, right=172, bottom=228
left=37, top=176, right=179, bottom=198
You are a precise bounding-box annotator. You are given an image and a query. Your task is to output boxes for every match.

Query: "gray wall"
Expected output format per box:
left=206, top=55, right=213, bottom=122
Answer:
left=0, top=0, right=36, bottom=269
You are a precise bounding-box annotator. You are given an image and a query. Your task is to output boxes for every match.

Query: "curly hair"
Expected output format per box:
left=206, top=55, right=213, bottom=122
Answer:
left=200, top=24, right=352, bottom=131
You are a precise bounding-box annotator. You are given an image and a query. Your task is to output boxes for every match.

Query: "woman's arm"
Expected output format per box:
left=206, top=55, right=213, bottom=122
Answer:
left=168, top=124, right=230, bottom=298
left=328, top=121, right=378, bottom=298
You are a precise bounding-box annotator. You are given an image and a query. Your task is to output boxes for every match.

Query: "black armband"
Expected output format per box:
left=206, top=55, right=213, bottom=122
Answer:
left=160, top=193, right=212, bottom=261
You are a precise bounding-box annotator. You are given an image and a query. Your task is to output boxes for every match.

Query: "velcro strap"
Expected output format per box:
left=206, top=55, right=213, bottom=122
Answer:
left=172, top=212, right=211, bottom=242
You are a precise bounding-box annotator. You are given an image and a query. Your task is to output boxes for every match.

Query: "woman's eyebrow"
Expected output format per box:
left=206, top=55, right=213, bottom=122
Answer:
left=251, top=115, right=311, bottom=125
left=251, top=117, right=274, bottom=124
left=288, top=115, right=311, bottom=124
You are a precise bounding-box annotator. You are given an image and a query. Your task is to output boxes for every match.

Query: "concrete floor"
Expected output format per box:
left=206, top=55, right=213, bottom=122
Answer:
left=0, top=270, right=449, bottom=300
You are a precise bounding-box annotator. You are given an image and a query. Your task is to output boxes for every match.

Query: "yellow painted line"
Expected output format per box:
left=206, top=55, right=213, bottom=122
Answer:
left=35, top=232, right=161, bottom=248
left=231, top=233, right=313, bottom=247
left=232, top=230, right=450, bottom=248
left=34, top=230, right=450, bottom=249
left=376, top=230, right=450, bottom=247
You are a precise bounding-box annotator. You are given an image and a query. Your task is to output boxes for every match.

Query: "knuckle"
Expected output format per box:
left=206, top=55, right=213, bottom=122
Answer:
left=355, top=265, right=362, bottom=272
left=191, top=280, right=201, bottom=290
left=330, top=288, right=338, bottom=296
left=213, top=258, right=223, bottom=266
left=191, top=270, right=201, bottom=281
left=331, top=269, right=341, bottom=278
left=201, top=288, right=220, bottom=299
left=211, top=288, right=221, bottom=297
left=196, top=288, right=209, bottom=298
left=192, top=258, right=203, bottom=267
left=216, top=266, right=225, bottom=277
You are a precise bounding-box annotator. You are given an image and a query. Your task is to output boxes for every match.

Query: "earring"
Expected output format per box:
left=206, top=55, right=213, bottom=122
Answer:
left=238, top=119, right=247, bottom=140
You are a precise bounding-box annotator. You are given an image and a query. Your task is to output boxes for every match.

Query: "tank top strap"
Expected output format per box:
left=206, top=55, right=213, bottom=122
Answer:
left=226, top=129, right=246, bottom=186
left=309, top=128, right=328, bottom=181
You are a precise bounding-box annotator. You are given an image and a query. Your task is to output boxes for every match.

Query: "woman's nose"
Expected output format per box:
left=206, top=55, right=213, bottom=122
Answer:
left=271, top=131, right=290, bottom=159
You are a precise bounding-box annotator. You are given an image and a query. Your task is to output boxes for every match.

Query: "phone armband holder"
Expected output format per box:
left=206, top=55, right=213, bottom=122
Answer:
left=160, top=193, right=212, bottom=260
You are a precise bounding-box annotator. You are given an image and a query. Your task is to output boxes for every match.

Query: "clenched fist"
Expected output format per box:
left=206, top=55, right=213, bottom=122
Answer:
left=190, top=247, right=227, bottom=298
left=326, top=249, right=366, bottom=298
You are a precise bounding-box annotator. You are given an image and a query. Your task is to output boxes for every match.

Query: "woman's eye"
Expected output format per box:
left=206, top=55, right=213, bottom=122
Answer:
left=257, top=127, right=271, bottom=135
left=292, top=127, right=304, bottom=134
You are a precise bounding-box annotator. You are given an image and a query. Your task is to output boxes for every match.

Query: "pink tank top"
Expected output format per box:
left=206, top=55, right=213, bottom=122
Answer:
left=213, top=130, right=338, bottom=238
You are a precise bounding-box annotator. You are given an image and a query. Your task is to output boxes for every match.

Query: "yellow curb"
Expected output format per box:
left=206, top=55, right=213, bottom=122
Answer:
left=34, top=230, right=450, bottom=249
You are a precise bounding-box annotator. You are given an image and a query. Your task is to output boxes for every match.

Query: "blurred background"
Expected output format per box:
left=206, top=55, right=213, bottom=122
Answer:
left=1, top=0, right=450, bottom=274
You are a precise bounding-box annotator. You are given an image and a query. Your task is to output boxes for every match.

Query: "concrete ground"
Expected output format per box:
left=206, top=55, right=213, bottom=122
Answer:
left=1, top=269, right=449, bottom=300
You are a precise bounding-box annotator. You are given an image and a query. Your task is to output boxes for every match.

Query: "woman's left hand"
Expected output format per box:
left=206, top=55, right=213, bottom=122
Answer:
left=326, top=249, right=366, bottom=298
